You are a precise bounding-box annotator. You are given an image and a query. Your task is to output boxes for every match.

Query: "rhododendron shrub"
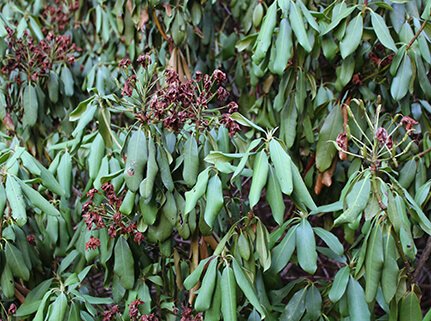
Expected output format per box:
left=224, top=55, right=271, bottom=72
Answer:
left=1, top=0, right=431, bottom=321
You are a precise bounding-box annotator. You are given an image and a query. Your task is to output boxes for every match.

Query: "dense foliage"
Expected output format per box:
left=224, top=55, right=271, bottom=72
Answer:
left=1, top=0, right=431, bottom=320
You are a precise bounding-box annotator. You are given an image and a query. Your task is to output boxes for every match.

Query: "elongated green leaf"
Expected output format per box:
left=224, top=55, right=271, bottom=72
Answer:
left=47, top=292, right=68, bottom=321
left=249, top=150, right=269, bottom=208
left=316, top=105, right=343, bottom=172
left=113, top=237, right=135, bottom=289
left=347, top=277, right=371, bottom=321
left=185, top=167, right=210, bottom=215
left=280, top=288, right=306, bottom=321
left=381, top=230, right=398, bottom=303
left=221, top=266, right=237, bottom=321
left=329, top=266, right=350, bottom=302
left=334, top=175, right=371, bottom=225
left=365, top=222, right=384, bottom=302
left=291, top=161, right=316, bottom=211
left=390, top=54, right=412, bottom=101
left=19, top=179, right=60, bottom=216
left=305, top=285, right=322, bottom=319
left=296, top=219, right=317, bottom=274
left=23, top=85, right=38, bottom=127
left=270, top=225, right=297, bottom=273
left=183, top=135, right=200, bottom=187
left=313, top=227, right=344, bottom=256
left=269, top=140, right=293, bottom=195
left=371, top=11, right=397, bottom=52
left=183, top=257, right=212, bottom=290
left=340, top=14, right=363, bottom=58
left=232, top=258, right=265, bottom=317
left=5, top=242, right=30, bottom=280
left=204, top=174, right=224, bottom=228
left=252, top=1, right=277, bottom=64
left=6, top=175, right=27, bottom=226
left=289, top=1, right=312, bottom=52
left=399, top=292, right=422, bottom=321
left=266, top=165, right=285, bottom=225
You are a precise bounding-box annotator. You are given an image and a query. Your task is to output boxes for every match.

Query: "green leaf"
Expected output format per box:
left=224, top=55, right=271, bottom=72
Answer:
left=47, top=292, right=68, bottom=321
left=266, top=165, right=286, bottom=225
left=334, top=174, right=371, bottom=225
left=185, top=167, right=210, bottom=215
left=124, top=130, right=147, bottom=192
left=88, top=133, right=105, bottom=180
left=195, top=258, right=218, bottom=311
left=340, top=14, right=363, bottom=59
left=280, top=288, right=306, bottom=321
left=232, top=258, right=265, bottom=318
left=18, top=179, right=60, bottom=216
left=399, top=292, right=422, bottom=321
left=289, top=1, right=312, bottom=52
left=183, top=135, right=200, bottom=187
left=230, top=112, right=265, bottom=132
left=347, top=277, right=371, bottom=321
left=183, top=257, right=212, bottom=290
left=113, top=237, right=135, bottom=289
left=249, top=150, right=269, bottom=208
left=365, top=222, right=384, bottom=302
left=390, top=54, right=412, bottom=101
left=256, top=221, right=271, bottom=271
left=23, top=85, right=38, bottom=127
left=329, top=266, right=350, bottom=302
left=305, top=285, right=322, bottom=319
left=291, top=161, right=317, bottom=211
left=381, top=230, right=399, bottom=303
left=313, top=227, right=344, bottom=256
left=6, top=175, right=27, bottom=226
left=204, top=174, right=224, bottom=228
left=252, top=1, right=277, bottom=64
left=270, top=225, right=297, bottom=273
left=371, top=11, right=397, bottom=52
left=221, top=266, right=237, bottom=321
left=316, top=105, right=343, bottom=172
left=269, top=139, right=293, bottom=195
left=61, top=66, right=74, bottom=96
left=296, top=219, right=317, bottom=274
left=5, top=242, right=30, bottom=280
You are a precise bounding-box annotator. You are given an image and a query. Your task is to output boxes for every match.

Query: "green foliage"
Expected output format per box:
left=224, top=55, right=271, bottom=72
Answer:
left=0, top=0, right=431, bottom=320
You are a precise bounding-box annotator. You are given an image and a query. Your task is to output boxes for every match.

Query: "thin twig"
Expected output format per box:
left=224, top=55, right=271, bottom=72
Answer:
left=407, top=18, right=428, bottom=50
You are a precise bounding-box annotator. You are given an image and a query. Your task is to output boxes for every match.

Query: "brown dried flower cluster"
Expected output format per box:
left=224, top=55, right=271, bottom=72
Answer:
left=82, top=183, right=144, bottom=251
left=131, top=69, right=240, bottom=136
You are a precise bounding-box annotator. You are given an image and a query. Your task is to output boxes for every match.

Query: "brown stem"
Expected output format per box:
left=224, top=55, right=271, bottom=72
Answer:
left=413, top=237, right=431, bottom=283
left=417, top=146, right=431, bottom=159
left=406, top=18, right=428, bottom=50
